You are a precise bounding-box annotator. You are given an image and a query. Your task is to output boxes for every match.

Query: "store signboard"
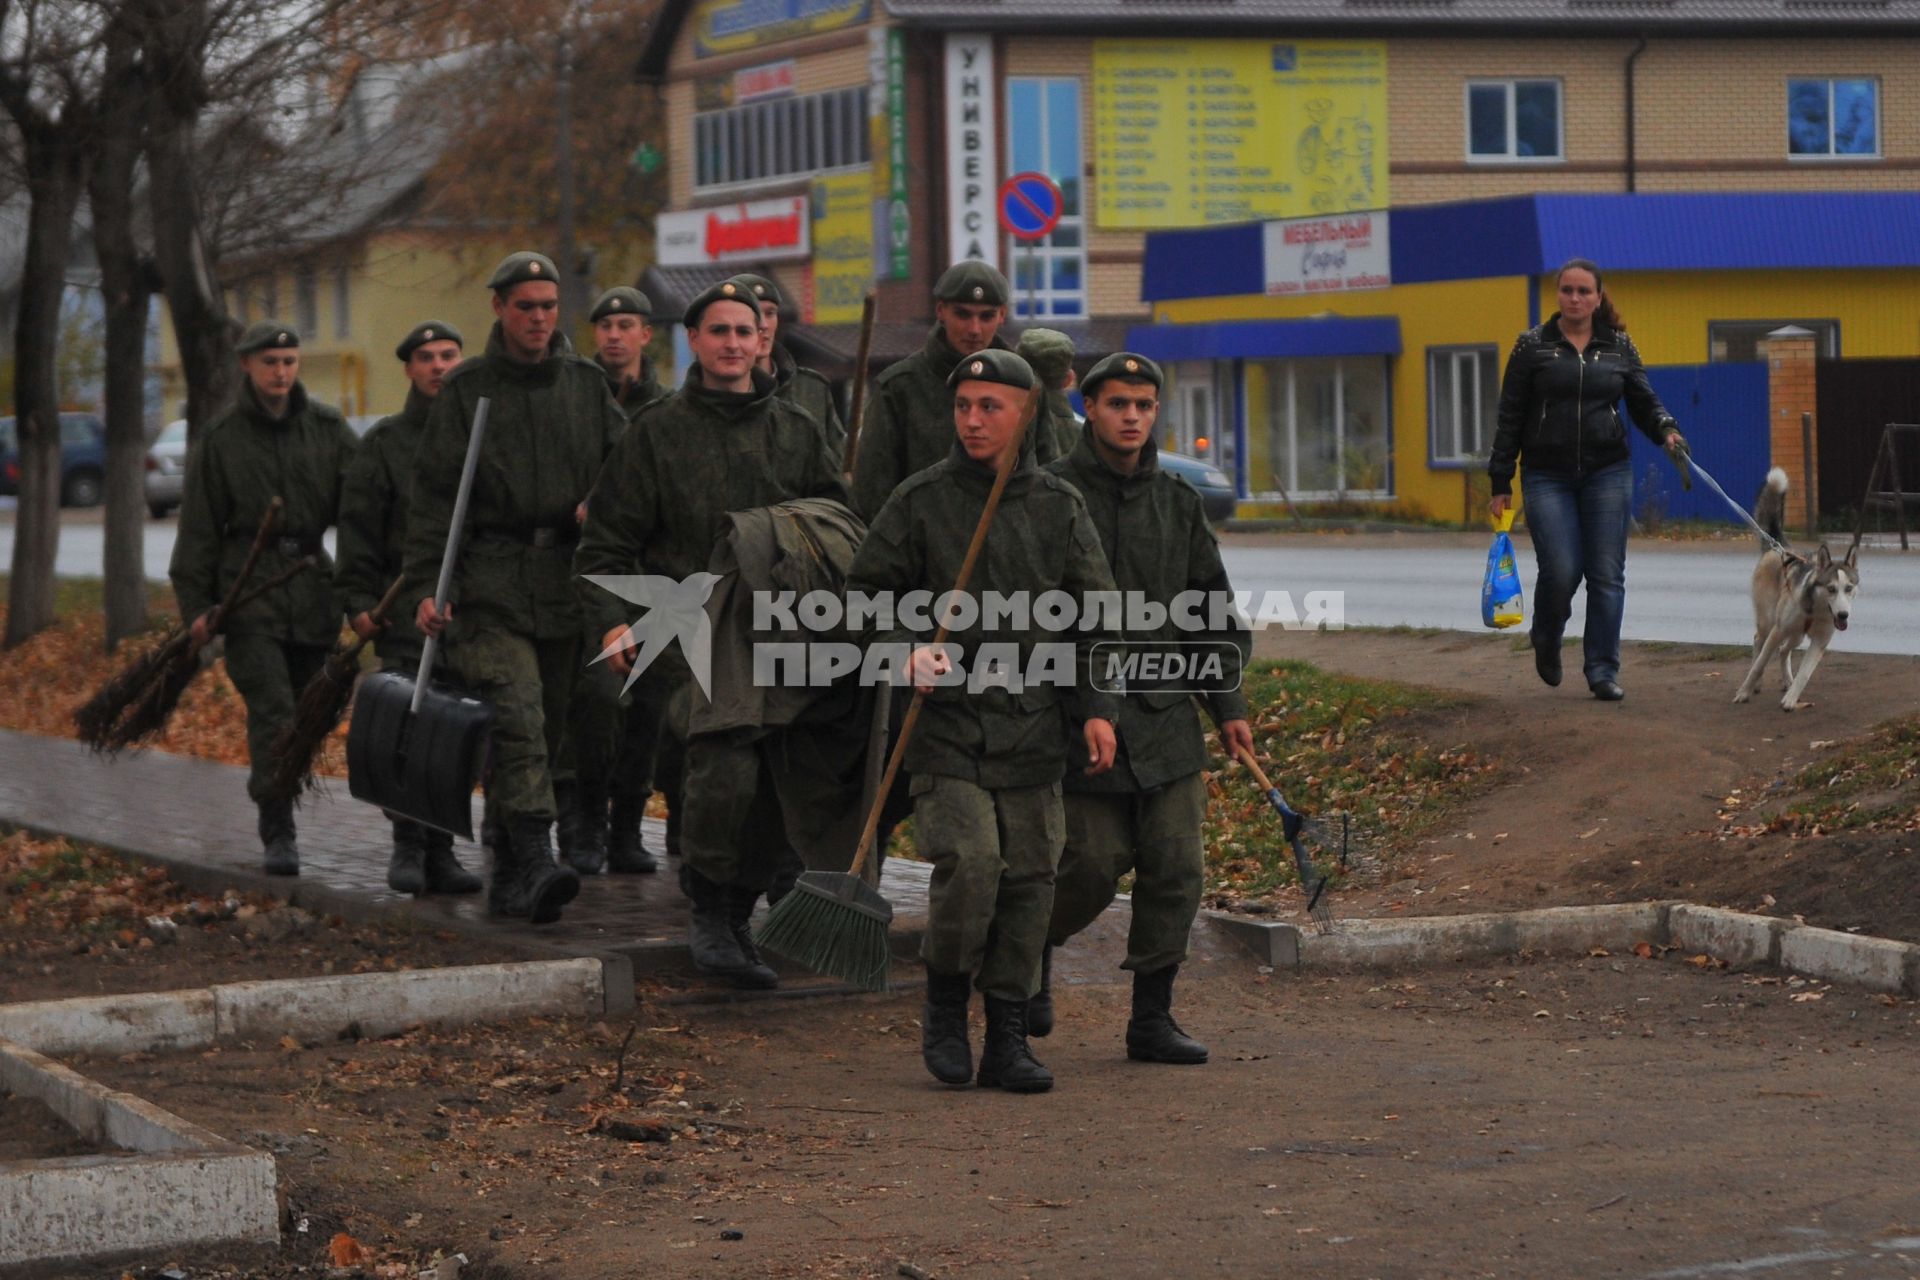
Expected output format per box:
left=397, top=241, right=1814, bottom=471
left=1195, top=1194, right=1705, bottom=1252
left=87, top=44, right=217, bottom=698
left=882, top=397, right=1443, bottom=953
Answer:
left=943, top=33, right=999, bottom=271
left=1262, top=211, right=1390, bottom=295
left=657, top=196, right=812, bottom=267
left=691, top=0, right=870, bottom=58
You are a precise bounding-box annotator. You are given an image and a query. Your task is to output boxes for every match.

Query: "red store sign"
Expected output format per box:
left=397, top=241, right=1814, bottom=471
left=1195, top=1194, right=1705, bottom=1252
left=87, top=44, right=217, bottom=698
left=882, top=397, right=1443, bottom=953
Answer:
left=657, top=196, right=812, bottom=267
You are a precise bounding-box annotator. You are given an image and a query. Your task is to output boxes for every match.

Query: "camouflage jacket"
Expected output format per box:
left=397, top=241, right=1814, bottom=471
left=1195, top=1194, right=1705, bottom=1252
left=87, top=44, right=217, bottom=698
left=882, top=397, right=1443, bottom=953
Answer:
left=169, top=379, right=356, bottom=644
left=1047, top=430, right=1250, bottom=793
left=402, top=326, right=623, bottom=641
left=770, top=342, right=846, bottom=463
left=334, top=387, right=433, bottom=660
left=599, top=355, right=668, bottom=428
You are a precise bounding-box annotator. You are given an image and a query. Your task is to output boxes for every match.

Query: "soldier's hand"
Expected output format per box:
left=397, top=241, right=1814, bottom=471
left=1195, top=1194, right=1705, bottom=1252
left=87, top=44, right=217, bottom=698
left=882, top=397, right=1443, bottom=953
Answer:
left=575, top=500, right=588, bottom=526
left=417, top=597, right=452, bottom=637
left=602, top=625, right=638, bottom=676
left=1219, top=718, right=1255, bottom=762
left=351, top=611, right=383, bottom=641
left=908, top=644, right=952, bottom=694
left=189, top=612, right=215, bottom=647
left=1083, top=718, right=1117, bottom=776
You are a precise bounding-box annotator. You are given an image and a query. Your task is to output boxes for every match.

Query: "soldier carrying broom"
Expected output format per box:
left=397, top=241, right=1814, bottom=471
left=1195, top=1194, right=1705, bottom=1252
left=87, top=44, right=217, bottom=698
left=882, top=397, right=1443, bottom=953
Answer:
left=169, top=322, right=358, bottom=876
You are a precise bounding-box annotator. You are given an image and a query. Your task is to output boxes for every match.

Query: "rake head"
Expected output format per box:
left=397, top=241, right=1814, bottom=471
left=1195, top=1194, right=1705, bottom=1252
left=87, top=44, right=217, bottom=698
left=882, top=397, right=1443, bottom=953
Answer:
left=1298, top=810, right=1385, bottom=887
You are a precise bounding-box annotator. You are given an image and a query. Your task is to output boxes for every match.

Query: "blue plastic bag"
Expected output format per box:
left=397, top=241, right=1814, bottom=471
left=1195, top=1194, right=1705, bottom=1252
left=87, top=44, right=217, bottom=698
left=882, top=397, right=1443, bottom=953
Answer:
left=1481, top=510, right=1524, bottom=629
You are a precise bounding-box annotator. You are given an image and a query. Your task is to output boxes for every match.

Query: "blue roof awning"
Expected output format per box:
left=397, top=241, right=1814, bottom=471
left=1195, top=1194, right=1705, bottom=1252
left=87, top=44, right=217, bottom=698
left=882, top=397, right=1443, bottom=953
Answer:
left=1126, top=315, right=1401, bottom=363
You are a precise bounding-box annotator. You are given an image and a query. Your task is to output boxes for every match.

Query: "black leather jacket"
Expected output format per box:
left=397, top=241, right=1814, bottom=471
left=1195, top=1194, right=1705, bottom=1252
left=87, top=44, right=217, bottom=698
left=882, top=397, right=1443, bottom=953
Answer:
left=1488, top=316, right=1676, bottom=496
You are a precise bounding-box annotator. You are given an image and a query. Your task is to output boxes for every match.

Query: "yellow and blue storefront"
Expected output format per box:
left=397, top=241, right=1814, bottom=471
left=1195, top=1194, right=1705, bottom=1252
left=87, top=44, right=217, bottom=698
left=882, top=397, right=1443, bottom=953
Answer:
left=1134, top=192, right=1920, bottom=522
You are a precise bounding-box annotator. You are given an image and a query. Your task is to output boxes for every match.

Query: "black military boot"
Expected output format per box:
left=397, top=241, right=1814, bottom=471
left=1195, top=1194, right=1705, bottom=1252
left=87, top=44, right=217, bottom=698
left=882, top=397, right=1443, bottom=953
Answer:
left=565, top=781, right=609, bottom=875
left=553, top=780, right=580, bottom=870
left=386, top=817, right=427, bottom=895
left=487, top=818, right=579, bottom=925
left=420, top=827, right=482, bottom=896
left=766, top=847, right=804, bottom=907
left=683, top=867, right=760, bottom=985
left=605, top=794, right=658, bottom=874
left=1027, top=945, right=1056, bottom=1038
left=726, top=886, right=779, bottom=990
left=921, top=969, right=975, bottom=1086
left=1125, top=965, right=1209, bottom=1065
left=977, top=996, right=1053, bottom=1093
left=258, top=798, right=299, bottom=877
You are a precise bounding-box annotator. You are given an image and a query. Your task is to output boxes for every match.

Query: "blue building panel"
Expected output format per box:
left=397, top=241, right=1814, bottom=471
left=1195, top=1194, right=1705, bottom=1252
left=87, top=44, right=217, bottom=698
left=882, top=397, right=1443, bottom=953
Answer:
left=1126, top=316, right=1401, bottom=362
left=1629, top=362, right=1772, bottom=526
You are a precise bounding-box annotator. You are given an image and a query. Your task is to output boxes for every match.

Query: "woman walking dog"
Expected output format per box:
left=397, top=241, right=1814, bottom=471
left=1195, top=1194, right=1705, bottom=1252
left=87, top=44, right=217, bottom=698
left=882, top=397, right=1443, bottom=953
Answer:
left=1488, top=259, right=1688, bottom=702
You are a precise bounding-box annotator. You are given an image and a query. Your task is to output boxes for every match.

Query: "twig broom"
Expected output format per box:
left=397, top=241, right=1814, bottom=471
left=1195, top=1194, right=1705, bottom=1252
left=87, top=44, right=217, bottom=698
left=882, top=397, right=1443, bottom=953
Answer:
left=757, top=381, right=1044, bottom=991
left=263, top=574, right=407, bottom=803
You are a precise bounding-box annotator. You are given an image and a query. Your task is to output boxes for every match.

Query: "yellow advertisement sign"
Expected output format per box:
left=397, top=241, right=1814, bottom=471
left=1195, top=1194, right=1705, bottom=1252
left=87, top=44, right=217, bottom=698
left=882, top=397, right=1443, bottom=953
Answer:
left=692, top=0, right=870, bottom=59
left=1093, top=40, right=1387, bottom=229
left=811, top=169, right=873, bottom=325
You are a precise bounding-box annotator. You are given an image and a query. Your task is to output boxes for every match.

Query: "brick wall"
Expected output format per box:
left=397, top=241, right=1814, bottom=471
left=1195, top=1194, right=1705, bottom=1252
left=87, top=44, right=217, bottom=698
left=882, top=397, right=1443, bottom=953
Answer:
left=1765, top=330, right=1820, bottom=529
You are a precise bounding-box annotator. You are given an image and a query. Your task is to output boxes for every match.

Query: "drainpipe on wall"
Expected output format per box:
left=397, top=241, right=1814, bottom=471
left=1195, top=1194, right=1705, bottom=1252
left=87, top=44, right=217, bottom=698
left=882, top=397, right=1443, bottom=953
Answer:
left=1624, top=35, right=1648, bottom=194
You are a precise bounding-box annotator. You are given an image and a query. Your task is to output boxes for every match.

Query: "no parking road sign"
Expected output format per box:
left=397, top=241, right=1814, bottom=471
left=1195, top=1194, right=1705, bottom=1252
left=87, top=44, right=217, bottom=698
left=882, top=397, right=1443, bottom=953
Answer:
left=998, top=172, right=1064, bottom=242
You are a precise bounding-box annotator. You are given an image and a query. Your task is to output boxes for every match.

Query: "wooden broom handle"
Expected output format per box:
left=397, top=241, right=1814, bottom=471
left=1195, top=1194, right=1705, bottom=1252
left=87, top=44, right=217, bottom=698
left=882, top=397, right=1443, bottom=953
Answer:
left=846, top=383, right=1044, bottom=879
left=205, top=497, right=283, bottom=631
left=840, top=288, right=879, bottom=476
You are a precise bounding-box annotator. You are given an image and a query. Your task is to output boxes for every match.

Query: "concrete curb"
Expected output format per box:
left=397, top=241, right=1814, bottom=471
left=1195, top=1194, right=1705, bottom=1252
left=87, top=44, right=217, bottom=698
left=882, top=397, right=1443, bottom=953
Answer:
left=1208, top=901, right=1920, bottom=996
left=0, top=1038, right=277, bottom=1266
left=0, top=958, right=607, bottom=1058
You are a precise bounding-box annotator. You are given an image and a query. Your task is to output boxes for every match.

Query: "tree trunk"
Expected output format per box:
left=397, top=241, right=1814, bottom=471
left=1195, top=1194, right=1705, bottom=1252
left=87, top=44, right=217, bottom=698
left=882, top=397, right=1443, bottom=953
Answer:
left=90, top=57, right=153, bottom=651
left=147, top=114, right=237, bottom=444
left=4, top=129, right=85, bottom=648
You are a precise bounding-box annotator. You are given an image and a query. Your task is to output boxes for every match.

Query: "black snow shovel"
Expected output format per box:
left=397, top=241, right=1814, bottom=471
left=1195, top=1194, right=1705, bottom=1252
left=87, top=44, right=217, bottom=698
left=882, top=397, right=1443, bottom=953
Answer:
left=346, top=397, right=496, bottom=838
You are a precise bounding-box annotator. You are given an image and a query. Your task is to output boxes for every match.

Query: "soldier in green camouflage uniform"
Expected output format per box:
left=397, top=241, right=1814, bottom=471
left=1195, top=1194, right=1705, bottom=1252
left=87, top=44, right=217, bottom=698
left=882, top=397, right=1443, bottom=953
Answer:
left=845, top=348, right=1122, bottom=1093
left=334, top=320, right=483, bottom=897
left=577, top=278, right=848, bottom=989
left=732, top=273, right=846, bottom=462
left=1034, top=351, right=1254, bottom=1064
left=850, top=261, right=1070, bottom=521
left=170, top=322, right=358, bottom=876
left=409, top=252, right=624, bottom=925
left=1015, top=327, right=1086, bottom=461
left=553, top=285, right=671, bottom=878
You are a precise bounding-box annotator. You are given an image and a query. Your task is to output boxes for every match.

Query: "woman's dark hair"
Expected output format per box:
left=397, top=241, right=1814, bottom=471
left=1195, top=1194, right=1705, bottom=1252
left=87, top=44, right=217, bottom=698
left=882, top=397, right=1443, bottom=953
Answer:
left=1556, top=258, right=1623, bottom=330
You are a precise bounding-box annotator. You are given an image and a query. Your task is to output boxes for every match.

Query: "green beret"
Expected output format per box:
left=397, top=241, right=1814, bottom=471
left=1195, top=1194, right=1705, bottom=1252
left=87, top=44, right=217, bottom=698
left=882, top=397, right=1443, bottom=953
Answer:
left=590, top=287, right=653, bottom=323
left=946, top=348, right=1035, bottom=392
left=1081, top=351, right=1164, bottom=400
left=487, top=251, right=559, bottom=293
left=683, top=277, right=760, bottom=330
left=237, top=321, right=299, bottom=354
left=1015, top=328, right=1076, bottom=388
left=934, top=260, right=1010, bottom=307
left=728, top=274, right=784, bottom=311
left=394, top=320, right=463, bottom=362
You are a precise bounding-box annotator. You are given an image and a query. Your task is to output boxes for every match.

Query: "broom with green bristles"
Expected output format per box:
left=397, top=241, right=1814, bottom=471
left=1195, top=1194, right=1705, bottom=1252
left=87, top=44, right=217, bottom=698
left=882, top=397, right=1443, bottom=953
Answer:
left=755, top=382, right=1045, bottom=992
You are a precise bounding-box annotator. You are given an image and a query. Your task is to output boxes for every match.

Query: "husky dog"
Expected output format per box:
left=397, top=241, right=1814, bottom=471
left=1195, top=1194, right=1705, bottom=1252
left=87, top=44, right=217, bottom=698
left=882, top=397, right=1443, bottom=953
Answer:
left=1732, top=469, right=1860, bottom=711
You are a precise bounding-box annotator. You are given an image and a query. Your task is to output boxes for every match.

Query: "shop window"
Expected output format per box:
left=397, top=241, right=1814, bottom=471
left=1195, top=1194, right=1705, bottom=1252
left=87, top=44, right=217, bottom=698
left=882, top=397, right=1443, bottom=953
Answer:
left=1708, top=320, right=1840, bottom=362
left=295, top=265, right=317, bottom=336
left=1788, top=78, right=1878, bottom=158
left=693, top=87, right=870, bottom=191
left=1428, top=345, right=1499, bottom=467
left=1246, top=356, right=1392, bottom=501
left=1005, top=77, right=1087, bottom=319
left=333, top=264, right=351, bottom=339
left=1466, top=79, right=1562, bottom=162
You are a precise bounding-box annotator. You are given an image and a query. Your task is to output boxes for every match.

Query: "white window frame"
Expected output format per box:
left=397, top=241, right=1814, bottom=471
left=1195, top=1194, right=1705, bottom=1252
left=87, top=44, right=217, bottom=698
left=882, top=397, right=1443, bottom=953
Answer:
left=1247, top=357, right=1393, bottom=503
left=1427, top=345, right=1498, bottom=468
left=1463, top=78, right=1564, bottom=164
left=693, top=86, right=871, bottom=195
left=1004, top=76, right=1088, bottom=321
left=295, top=265, right=318, bottom=336
left=1786, top=76, right=1881, bottom=161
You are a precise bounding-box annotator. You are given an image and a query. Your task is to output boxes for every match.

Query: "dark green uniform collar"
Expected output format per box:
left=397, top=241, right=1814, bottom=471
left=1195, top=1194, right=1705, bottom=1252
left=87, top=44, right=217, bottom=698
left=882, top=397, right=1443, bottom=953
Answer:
left=921, top=326, right=1011, bottom=384
left=679, top=366, right=779, bottom=419
left=482, top=321, right=576, bottom=371
left=1066, top=423, right=1161, bottom=485
left=240, top=378, right=309, bottom=424
left=401, top=386, right=434, bottom=424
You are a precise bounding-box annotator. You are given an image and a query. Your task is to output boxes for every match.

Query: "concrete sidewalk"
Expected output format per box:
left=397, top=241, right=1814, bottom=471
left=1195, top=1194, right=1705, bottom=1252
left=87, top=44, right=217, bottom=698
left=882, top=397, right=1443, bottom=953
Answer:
left=0, top=727, right=934, bottom=991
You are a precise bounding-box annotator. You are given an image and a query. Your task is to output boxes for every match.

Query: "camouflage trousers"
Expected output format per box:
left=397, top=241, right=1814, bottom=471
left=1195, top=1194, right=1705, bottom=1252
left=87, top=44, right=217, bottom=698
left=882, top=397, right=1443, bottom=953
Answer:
left=913, top=774, right=1065, bottom=1003
left=223, top=633, right=332, bottom=805
left=1047, top=772, right=1207, bottom=974
left=551, top=657, right=625, bottom=795
left=447, top=629, right=579, bottom=824
left=680, top=718, right=867, bottom=893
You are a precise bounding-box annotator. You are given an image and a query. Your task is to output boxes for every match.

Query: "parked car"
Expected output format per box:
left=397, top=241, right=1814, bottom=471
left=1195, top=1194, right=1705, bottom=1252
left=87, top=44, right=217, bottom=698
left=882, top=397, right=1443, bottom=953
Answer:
left=144, top=418, right=190, bottom=518
left=0, top=412, right=108, bottom=507
left=1159, top=448, right=1238, bottom=525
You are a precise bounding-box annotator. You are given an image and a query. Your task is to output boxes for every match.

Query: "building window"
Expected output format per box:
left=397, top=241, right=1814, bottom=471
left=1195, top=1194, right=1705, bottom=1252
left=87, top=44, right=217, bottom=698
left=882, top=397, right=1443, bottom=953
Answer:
left=693, top=86, right=870, bottom=190
left=1788, top=78, right=1878, bottom=158
left=1005, top=77, right=1087, bottom=319
left=333, top=265, right=351, bottom=339
left=260, top=276, right=278, bottom=322
left=1466, top=79, right=1562, bottom=162
left=1428, top=345, right=1499, bottom=466
left=295, top=265, right=318, bottom=336
left=1245, top=356, right=1392, bottom=501
left=1708, top=320, right=1840, bottom=362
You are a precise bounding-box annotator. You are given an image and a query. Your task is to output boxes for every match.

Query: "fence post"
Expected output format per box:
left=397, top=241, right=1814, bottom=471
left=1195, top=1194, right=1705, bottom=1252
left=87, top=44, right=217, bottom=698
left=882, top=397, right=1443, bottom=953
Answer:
left=1801, top=411, right=1817, bottom=538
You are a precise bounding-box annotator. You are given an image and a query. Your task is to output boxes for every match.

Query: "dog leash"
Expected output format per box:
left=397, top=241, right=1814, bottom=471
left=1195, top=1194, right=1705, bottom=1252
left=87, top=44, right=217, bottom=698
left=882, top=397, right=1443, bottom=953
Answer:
left=1680, top=452, right=1800, bottom=561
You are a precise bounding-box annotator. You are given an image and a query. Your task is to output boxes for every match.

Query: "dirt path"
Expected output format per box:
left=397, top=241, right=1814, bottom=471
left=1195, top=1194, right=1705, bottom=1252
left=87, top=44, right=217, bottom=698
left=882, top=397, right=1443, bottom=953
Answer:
left=1254, top=628, right=1920, bottom=936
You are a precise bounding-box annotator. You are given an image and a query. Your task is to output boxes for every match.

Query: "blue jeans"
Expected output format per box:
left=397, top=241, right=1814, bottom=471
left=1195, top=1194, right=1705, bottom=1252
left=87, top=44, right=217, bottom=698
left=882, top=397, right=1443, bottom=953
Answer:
left=1522, top=461, right=1632, bottom=686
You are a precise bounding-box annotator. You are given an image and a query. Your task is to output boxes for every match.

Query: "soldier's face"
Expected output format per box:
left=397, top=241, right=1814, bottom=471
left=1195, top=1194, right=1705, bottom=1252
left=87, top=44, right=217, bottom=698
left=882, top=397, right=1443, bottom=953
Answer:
left=689, top=300, right=760, bottom=387
left=594, top=314, right=651, bottom=371
left=953, top=379, right=1023, bottom=465
left=936, top=301, right=1004, bottom=357
left=492, top=281, right=560, bottom=361
left=405, top=340, right=463, bottom=399
left=242, top=349, right=299, bottom=402
left=1086, top=378, right=1160, bottom=460
left=756, top=301, right=780, bottom=354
